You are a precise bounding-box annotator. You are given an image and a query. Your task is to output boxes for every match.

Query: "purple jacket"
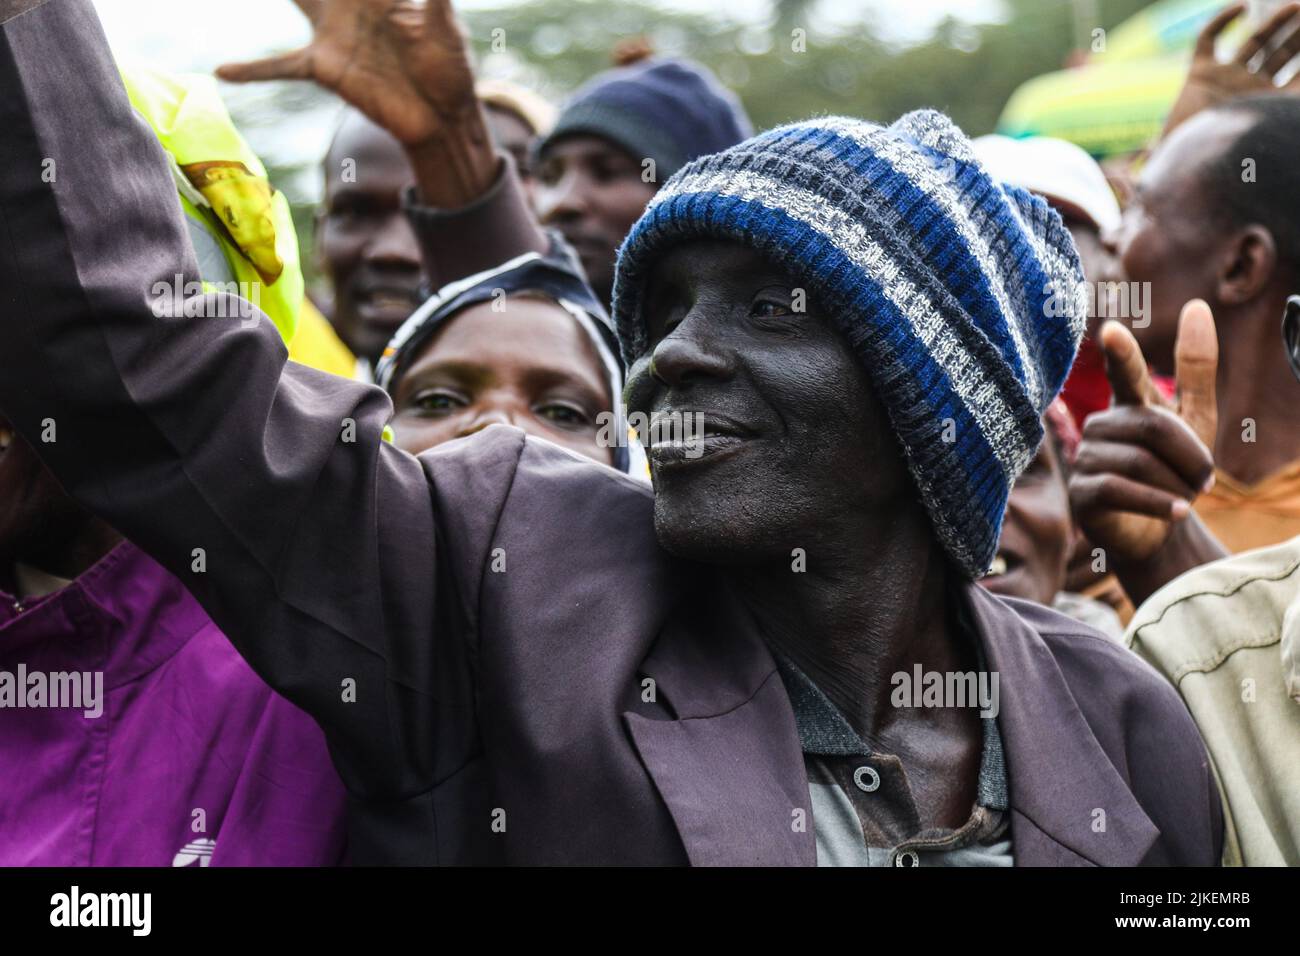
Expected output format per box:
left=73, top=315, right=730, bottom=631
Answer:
left=0, top=0, right=1220, bottom=865
left=0, top=541, right=347, bottom=866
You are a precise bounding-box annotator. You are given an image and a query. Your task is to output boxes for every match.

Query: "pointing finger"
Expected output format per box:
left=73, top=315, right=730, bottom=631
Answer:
left=1100, top=320, right=1160, bottom=407
left=1174, top=299, right=1220, bottom=452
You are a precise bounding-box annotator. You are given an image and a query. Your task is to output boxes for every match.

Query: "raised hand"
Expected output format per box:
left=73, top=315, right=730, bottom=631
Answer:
left=1163, top=2, right=1300, bottom=136
left=220, top=0, right=498, bottom=210
left=217, top=0, right=477, bottom=149
left=1069, top=301, right=1220, bottom=564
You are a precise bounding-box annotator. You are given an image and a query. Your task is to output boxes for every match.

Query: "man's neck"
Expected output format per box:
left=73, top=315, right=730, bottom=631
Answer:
left=726, top=505, right=982, bottom=829
left=4, top=519, right=121, bottom=597
left=726, top=505, right=973, bottom=744
left=1215, top=299, right=1300, bottom=485
left=12, top=562, right=73, bottom=601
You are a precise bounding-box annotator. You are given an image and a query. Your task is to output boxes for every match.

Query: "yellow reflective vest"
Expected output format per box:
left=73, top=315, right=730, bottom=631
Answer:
left=121, top=62, right=361, bottom=384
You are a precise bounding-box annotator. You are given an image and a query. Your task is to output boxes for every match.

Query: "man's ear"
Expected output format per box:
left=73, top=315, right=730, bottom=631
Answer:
left=1217, top=224, right=1277, bottom=306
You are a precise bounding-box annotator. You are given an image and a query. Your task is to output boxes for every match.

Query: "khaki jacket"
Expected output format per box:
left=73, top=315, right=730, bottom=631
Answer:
left=1128, top=537, right=1300, bottom=865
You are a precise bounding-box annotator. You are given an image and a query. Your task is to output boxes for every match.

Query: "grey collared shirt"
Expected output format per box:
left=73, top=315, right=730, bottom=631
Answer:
left=773, top=608, right=1013, bottom=868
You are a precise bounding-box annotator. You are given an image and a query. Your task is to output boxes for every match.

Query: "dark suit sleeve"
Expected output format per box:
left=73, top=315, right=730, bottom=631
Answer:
left=0, top=0, right=486, bottom=801
left=402, top=153, right=549, bottom=290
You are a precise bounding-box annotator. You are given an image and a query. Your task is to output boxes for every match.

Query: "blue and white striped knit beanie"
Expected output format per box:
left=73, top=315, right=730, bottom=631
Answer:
left=610, top=111, right=1086, bottom=578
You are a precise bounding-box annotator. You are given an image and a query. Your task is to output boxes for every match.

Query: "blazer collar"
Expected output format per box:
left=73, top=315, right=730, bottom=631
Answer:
left=625, top=573, right=1160, bottom=867
left=627, top=577, right=816, bottom=866
left=963, top=582, right=1160, bottom=866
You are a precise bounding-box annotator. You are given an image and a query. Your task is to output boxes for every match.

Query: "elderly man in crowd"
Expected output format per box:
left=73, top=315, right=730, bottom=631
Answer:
left=0, top=0, right=1220, bottom=866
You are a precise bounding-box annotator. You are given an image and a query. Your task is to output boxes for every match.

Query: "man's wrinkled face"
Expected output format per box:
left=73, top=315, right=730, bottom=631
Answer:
left=319, top=114, right=425, bottom=365
left=1104, top=110, right=1252, bottom=375
left=534, top=134, right=657, bottom=305
left=389, top=298, right=614, bottom=466
left=624, top=239, right=912, bottom=563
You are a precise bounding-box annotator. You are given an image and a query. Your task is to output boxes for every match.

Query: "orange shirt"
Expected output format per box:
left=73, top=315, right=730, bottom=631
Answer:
left=1196, top=460, right=1300, bottom=554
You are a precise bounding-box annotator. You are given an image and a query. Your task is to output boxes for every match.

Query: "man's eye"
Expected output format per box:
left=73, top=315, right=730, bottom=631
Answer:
left=330, top=200, right=370, bottom=219
left=537, top=402, right=589, bottom=427
left=410, top=390, right=465, bottom=414
left=751, top=299, right=793, bottom=318
left=536, top=162, right=562, bottom=187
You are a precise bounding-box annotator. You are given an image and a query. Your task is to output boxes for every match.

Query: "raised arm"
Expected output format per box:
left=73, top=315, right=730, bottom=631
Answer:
left=218, top=0, right=548, bottom=288
left=0, top=0, right=498, bottom=803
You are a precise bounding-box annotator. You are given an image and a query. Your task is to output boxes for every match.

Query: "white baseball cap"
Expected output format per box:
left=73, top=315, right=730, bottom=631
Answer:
left=973, top=133, right=1121, bottom=234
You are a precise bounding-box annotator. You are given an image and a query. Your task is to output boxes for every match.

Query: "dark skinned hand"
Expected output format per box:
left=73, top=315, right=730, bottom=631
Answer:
left=1163, top=2, right=1300, bottom=137
left=216, top=0, right=477, bottom=147
left=1069, top=301, right=1220, bottom=564
left=218, top=0, right=501, bottom=214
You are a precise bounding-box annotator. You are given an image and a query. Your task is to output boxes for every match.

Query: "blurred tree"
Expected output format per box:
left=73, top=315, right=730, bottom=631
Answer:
left=459, top=0, right=1158, bottom=132
left=230, top=0, right=1160, bottom=290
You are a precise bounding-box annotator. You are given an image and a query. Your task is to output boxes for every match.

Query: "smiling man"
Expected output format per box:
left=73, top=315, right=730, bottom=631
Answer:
left=317, top=110, right=428, bottom=369
left=0, top=0, right=1221, bottom=866
left=318, top=95, right=557, bottom=371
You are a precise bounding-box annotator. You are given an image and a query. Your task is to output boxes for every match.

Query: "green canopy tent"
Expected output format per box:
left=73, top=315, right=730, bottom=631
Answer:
left=997, top=0, right=1252, bottom=158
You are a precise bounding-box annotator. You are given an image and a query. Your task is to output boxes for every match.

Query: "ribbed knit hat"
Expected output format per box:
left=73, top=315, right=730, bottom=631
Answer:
left=611, top=111, right=1086, bottom=578
left=535, top=59, right=752, bottom=182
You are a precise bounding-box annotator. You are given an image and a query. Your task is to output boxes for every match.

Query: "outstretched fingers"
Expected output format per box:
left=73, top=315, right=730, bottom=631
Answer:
left=216, top=49, right=311, bottom=84
left=1234, top=1, right=1300, bottom=66
left=1198, top=3, right=1246, bottom=61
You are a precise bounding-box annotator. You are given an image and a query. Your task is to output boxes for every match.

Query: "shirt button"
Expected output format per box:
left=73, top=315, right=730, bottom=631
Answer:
left=853, top=765, right=880, bottom=792
left=894, top=850, right=920, bottom=868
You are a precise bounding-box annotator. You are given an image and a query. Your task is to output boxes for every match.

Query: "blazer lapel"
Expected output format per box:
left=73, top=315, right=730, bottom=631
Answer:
left=625, top=582, right=816, bottom=866
left=964, top=583, right=1160, bottom=866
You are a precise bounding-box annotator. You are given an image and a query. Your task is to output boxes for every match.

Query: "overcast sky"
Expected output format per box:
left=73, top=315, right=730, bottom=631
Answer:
left=93, top=0, right=1007, bottom=72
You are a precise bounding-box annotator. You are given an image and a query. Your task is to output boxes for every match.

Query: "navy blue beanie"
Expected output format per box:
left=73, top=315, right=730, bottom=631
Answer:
left=535, top=58, right=753, bottom=182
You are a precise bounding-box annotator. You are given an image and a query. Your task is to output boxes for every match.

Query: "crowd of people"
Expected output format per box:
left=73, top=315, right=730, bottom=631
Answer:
left=0, top=0, right=1297, bottom=867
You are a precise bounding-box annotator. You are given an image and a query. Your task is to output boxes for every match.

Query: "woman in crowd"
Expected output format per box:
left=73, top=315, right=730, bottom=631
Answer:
left=0, top=413, right=347, bottom=866
left=377, top=240, right=644, bottom=475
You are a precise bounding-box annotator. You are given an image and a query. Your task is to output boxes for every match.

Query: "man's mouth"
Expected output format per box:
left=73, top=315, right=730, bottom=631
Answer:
left=646, top=414, right=754, bottom=468
left=558, top=230, right=612, bottom=264
left=354, top=285, right=422, bottom=326
left=985, top=551, right=1021, bottom=578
